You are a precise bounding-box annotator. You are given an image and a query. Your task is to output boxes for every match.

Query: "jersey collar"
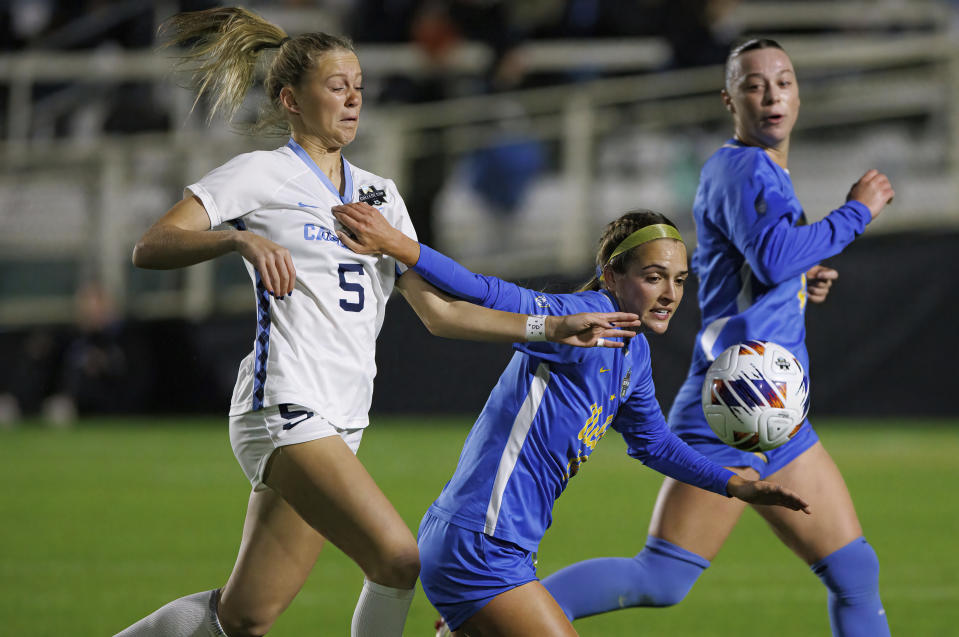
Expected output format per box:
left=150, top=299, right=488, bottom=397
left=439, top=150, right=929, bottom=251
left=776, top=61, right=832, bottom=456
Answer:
left=286, top=138, right=354, bottom=204
left=722, top=137, right=790, bottom=175
left=721, top=137, right=745, bottom=149
left=600, top=289, right=620, bottom=311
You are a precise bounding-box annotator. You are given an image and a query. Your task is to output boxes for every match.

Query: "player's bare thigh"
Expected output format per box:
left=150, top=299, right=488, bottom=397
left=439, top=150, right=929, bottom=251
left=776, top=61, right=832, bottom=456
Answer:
left=264, top=435, right=419, bottom=586
left=751, top=441, right=862, bottom=564
left=648, top=466, right=758, bottom=561
left=219, top=488, right=326, bottom=635
left=454, top=581, right=578, bottom=637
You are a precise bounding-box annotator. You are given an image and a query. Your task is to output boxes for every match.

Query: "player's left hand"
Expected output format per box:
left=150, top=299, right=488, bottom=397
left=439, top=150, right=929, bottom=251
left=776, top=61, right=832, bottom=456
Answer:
left=806, top=265, right=838, bottom=304
left=547, top=312, right=642, bottom=348
left=332, top=202, right=401, bottom=256
left=726, top=475, right=811, bottom=514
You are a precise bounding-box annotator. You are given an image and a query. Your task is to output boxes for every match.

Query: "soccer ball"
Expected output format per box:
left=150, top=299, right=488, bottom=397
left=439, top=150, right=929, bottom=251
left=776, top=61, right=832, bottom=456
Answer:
left=702, top=340, right=810, bottom=452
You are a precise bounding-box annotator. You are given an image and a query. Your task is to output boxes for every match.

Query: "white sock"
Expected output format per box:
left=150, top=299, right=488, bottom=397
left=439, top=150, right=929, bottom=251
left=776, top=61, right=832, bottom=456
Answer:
left=350, top=578, right=416, bottom=637
left=114, top=589, right=226, bottom=637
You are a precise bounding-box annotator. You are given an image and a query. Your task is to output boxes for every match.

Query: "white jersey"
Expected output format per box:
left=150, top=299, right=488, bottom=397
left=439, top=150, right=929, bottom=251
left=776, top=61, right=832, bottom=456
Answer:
left=188, top=139, right=416, bottom=427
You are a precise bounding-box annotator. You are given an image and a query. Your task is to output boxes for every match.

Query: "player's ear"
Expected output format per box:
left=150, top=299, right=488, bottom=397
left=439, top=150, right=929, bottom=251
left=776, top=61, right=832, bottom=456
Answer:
left=601, top=265, right=616, bottom=291
left=279, top=86, right=300, bottom=115
left=721, top=89, right=734, bottom=113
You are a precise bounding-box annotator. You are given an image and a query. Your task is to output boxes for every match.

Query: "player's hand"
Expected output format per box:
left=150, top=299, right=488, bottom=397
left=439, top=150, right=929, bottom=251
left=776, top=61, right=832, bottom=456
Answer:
left=332, top=202, right=403, bottom=256
left=726, top=475, right=811, bottom=514
left=805, top=265, right=838, bottom=304
left=234, top=232, right=296, bottom=297
left=846, top=169, right=895, bottom=220
left=545, top=312, right=643, bottom=348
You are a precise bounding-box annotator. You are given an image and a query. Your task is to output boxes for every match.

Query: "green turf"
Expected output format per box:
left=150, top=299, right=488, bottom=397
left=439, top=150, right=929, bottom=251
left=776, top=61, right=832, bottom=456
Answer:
left=1, top=417, right=956, bottom=635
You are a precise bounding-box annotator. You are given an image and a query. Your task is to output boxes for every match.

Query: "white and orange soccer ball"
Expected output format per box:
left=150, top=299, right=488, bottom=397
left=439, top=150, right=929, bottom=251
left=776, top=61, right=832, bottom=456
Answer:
left=702, top=340, right=810, bottom=452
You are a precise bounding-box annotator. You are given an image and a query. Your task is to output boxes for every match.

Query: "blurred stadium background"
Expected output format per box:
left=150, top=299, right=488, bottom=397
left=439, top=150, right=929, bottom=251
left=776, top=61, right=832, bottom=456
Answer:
left=0, top=1, right=956, bottom=635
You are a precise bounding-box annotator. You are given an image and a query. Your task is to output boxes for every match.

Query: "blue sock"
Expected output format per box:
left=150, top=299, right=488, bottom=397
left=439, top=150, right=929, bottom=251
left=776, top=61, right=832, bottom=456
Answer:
left=811, top=537, right=890, bottom=637
left=541, top=536, right=709, bottom=621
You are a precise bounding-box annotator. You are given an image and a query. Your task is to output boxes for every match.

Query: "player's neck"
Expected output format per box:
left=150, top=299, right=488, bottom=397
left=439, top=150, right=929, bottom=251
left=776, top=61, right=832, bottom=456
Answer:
left=294, top=136, right=345, bottom=193
left=734, top=133, right=790, bottom=170
left=763, top=142, right=789, bottom=170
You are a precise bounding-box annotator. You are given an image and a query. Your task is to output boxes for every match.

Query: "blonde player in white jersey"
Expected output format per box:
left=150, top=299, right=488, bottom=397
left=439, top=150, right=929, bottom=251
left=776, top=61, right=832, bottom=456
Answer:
left=113, top=8, right=639, bottom=637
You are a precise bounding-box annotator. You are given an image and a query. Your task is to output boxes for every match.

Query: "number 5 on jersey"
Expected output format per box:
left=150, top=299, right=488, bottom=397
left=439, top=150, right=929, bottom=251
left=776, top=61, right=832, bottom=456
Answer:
left=338, top=263, right=365, bottom=312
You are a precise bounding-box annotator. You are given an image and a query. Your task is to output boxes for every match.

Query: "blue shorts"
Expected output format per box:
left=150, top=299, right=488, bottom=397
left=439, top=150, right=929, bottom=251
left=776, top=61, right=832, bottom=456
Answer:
left=417, top=511, right=538, bottom=631
left=669, top=379, right=819, bottom=479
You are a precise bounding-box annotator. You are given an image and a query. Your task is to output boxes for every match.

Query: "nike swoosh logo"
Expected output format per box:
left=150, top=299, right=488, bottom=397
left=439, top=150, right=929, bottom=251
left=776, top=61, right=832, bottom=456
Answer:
left=599, top=367, right=609, bottom=373
left=282, top=418, right=308, bottom=431
left=297, top=202, right=319, bottom=208
left=279, top=404, right=314, bottom=430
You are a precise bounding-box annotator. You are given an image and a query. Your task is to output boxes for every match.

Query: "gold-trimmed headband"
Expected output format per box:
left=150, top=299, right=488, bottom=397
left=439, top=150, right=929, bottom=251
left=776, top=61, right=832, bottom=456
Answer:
left=606, top=224, right=684, bottom=266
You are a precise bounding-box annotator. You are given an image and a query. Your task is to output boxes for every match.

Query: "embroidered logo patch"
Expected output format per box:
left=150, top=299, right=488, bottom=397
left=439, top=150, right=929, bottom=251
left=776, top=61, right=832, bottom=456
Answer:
left=358, top=185, right=388, bottom=206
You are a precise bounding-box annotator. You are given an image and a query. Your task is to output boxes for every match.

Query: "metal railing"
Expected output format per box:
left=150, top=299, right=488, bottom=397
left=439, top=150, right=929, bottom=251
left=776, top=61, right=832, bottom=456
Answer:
left=1, top=2, right=956, bottom=326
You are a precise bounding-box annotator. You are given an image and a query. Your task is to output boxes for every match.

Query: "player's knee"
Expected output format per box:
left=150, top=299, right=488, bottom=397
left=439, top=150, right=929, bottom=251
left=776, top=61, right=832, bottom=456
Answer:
left=632, top=553, right=700, bottom=607
left=218, top=598, right=283, bottom=637
left=631, top=537, right=710, bottom=608
left=367, top=542, right=421, bottom=589
left=640, top=572, right=698, bottom=607
left=812, top=537, right=881, bottom=602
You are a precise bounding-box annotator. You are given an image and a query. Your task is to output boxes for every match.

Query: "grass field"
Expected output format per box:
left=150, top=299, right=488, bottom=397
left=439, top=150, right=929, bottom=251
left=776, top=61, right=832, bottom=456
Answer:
left=1, top=417, right=957, bottom=636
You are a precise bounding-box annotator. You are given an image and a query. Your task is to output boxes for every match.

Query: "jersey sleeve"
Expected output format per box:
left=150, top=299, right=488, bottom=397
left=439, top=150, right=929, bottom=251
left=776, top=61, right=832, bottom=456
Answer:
left=612, top=342, right=734, bottom=496
left=412, top=242, right=598, bottom=315
left=716, top=150, right=872, bottom=286
left=410, top=243, right=517, bottom=307
left=186, top=152, right=274, bottom=228
left=411, top=242, right=618, bottom=365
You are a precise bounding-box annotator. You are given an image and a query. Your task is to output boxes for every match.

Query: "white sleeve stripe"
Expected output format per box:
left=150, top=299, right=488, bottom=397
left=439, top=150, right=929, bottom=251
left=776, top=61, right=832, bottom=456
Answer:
left=700, top=316, right=731, bottom=362
left=484, top=362, right=550, bottom=536
left=701, top=262, right=753, bottom=361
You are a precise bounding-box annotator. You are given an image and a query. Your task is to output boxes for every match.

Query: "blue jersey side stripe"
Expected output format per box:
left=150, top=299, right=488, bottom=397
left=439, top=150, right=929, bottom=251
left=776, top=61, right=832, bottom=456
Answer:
left=230, top=218, right=271, bottom=410
left=252, top=272, right=272, bottom=410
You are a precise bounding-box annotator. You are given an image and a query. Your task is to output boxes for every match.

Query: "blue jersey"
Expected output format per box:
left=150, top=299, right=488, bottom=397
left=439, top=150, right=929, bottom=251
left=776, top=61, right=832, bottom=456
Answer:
left=410, top=247, right=734, bottom=552
left=670, top=139, right=871, bottom=429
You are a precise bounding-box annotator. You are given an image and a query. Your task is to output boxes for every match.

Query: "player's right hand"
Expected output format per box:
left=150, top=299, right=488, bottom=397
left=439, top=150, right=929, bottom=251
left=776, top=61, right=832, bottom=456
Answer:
left=846, top=169, right=895, bottom=220
left=546, top=312, right=642, bottom=348
left=726, top=475, right=811, bottom=514
left=234, top=232, right=296, bottom=297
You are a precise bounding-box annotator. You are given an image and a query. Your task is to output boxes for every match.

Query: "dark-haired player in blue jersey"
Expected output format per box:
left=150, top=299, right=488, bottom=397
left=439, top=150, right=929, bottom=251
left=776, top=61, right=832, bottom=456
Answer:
left=334, top=204, right=811, bottom=636
left=541, top=39, right=896, bottom=637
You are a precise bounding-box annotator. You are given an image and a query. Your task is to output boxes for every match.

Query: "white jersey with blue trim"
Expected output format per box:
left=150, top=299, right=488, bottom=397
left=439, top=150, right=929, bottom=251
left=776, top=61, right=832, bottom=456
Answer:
left=187, top=140, right=416, bottom=426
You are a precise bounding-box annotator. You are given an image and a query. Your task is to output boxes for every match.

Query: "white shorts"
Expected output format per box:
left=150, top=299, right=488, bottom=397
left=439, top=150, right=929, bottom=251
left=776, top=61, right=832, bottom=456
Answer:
left=229, top=403, right=365, bottom=491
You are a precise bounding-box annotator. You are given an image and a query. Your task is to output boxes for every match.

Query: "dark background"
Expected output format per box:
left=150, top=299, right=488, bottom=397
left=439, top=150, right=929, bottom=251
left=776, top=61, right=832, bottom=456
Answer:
left=3, top=229, right=952, bottom=419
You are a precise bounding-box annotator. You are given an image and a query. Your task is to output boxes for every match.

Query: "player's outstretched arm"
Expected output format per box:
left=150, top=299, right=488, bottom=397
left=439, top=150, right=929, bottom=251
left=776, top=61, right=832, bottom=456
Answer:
left=726, top=475, right=811, bottom=514
left=396, top=271, right=639, bottom=347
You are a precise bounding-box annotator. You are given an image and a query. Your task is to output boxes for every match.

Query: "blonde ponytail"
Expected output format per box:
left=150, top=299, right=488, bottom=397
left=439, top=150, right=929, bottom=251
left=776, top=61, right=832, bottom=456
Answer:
left=160, top=7, right=287, bottom=126
left=160, top=7, right=354, bottom=134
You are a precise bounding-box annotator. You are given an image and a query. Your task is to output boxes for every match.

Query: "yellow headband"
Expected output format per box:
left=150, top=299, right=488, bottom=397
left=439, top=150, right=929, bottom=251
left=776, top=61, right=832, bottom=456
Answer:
left=606, top=224, right=684, bottom=265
